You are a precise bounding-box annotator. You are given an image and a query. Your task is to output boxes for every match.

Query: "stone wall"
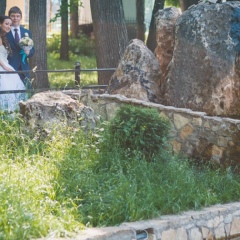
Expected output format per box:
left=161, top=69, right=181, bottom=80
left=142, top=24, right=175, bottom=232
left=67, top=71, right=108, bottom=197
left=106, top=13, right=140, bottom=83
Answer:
left=59, top=90, right=240, bottom=240
left=70, top=90, right=240, bottom=168
left=74, top=202, right=240, bottom=240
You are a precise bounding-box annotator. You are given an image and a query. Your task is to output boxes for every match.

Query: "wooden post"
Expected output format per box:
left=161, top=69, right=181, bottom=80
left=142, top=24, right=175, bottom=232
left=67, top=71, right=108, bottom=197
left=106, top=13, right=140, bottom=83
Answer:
left=75, top=61, right=81, bottom=87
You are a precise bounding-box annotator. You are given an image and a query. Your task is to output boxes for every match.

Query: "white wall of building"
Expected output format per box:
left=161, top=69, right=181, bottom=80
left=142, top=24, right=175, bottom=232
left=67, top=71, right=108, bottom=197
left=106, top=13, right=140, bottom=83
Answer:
left=79, top=0, right=92, bottom=24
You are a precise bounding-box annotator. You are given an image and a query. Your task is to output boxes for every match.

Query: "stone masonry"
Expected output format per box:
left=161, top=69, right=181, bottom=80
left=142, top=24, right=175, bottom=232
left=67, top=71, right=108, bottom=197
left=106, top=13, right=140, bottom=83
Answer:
left=70, top=90, right=240, bottom=168
left=39, top=202, right=240, bottom=240
left=53, top=90, right=240, bottom=240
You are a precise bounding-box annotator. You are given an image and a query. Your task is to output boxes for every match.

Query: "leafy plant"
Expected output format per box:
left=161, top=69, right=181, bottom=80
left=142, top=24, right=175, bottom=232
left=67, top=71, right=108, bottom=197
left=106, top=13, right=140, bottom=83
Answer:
left=47, top=34, right=61, bottom=52
left=46, top=33, right=97, bottom=89
left=108, top=104, right=171, bottom=159
left=0, top=111, right=240, bottom=237
left=69, top=33, right=95, bottom=56
left=47, top=33, right=95, bottom=56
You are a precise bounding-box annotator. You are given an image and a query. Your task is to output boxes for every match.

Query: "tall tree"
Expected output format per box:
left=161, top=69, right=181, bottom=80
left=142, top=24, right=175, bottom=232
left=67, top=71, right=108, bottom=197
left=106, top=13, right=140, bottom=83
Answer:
left=60, top=0, right=69, bottom=60
left=179, top=0, right=198, bottom=11
left=29, top=0, right=49, bottom=89
left=136, top=0, right=145, bottom=42
left=0, top=0, right=6, bottom=15
left=90, top=0, right=129, bottom=84
left=70, top=0, right=79, bottom=38
left=51, top=1, right=82, bottom=59
left=146, top=0, right=164, bottom=52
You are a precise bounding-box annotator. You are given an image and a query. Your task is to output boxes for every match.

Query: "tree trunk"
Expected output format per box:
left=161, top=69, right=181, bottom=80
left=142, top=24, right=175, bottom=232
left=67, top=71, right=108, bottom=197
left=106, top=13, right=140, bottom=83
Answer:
left=29, top=0, right=49, bottom=90
left=0, top=0, right=6, bottom=15
left=136, top=0, right=145, bottom=42
left=60, top=0, right=69, bottom=60
left=70, top=0, right=79, bottom=38
left=90, top=0, right=129, bottom=85
left=179, top=0, right=198, bottom=11
left=146, top=0, right=165, bottom=52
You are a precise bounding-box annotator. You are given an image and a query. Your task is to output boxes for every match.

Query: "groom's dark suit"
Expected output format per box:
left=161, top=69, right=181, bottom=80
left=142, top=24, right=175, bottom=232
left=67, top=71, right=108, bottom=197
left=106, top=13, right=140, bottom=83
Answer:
left=6, top=26, right=35, bottom=88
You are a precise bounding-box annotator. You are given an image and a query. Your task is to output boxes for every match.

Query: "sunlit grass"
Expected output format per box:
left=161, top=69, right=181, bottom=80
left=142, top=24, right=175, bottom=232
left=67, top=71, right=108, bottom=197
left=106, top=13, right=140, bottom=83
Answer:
left=0, top=105, right=240, bottom=238
left=47, top=52, right=98, bottom=89
left=0, top=114, right=83, bottom=239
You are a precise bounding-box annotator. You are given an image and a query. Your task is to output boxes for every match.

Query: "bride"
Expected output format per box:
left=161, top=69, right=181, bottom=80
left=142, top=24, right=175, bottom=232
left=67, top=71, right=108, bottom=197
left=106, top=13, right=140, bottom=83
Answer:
left=0, top=15, right=26, bottom=112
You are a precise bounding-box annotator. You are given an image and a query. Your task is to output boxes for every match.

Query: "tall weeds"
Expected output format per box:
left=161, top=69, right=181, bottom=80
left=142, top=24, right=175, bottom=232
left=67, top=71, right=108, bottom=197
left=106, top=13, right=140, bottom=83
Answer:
left=0, top=106, right=239, bottom=239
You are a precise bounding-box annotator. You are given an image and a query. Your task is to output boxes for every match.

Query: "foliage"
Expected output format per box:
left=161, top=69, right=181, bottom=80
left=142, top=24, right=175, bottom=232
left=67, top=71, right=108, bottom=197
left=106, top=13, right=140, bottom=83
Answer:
left=47, top=33, right=95, bottom=56
left=46, top=22, right=96, bottom=83
left=0, top=109, right=240, bottom=237
left=108, top=105, right=171, bottom=160
left=47, top=34, right=61, bottom=52
left=33, top=109, right=240, bottom=228
left=50, top=0, right=83, bottom=23
left=69, top=34, right=95, bottom=56
left=47, top=52, right=97, bottom=88
left=165, top=0, right=180, bottom=7
left=0, top=113, right=83, bottom=239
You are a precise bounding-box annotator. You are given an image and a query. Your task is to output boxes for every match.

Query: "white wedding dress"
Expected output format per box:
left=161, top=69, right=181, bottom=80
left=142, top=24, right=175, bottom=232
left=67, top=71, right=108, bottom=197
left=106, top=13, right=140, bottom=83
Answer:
left=0, top=45, right=26, bottom=112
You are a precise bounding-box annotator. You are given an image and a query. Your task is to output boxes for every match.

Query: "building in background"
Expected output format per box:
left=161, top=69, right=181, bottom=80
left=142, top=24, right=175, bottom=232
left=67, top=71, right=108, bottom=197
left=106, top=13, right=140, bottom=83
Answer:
left=6, top=0, right=29, bottom=26
left=6, top=0, right=149, bottom=35
left=79, top=0, right=92, bottom=24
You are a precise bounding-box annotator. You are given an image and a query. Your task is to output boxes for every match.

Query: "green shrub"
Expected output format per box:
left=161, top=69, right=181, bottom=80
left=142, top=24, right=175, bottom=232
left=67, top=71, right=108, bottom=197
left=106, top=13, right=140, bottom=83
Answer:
left=47, top=34, right=61, bottom=52
left=47, top=33, right=95, bottom=56
left=69, top=33, right=95, bottom=56
left=108, top=104, right=171, bottom=159
left=1, top=112, right=240, bottom=234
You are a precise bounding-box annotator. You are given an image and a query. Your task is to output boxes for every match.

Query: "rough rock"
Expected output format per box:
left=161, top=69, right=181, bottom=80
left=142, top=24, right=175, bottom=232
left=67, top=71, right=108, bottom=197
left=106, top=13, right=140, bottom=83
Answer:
left=106, top=39, right=161, bottom=103
left=155, top=7, right=181, bottom=84
left=19, top=91, right=96, bottom=131
left=161, top=2, right=240, bottom=117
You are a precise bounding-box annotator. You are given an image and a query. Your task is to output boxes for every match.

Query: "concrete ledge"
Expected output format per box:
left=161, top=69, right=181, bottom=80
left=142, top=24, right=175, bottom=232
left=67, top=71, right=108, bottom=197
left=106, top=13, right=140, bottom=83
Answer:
left=37, top=202, right=240, bottom=240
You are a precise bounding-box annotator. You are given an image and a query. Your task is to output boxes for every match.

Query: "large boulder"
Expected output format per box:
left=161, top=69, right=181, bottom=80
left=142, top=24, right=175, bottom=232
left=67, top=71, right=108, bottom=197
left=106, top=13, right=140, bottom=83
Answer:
left=155, top=7, right=181, bottom=84
left=19, top=91, right=96, bottom=131
left=106, top=39, right=161, bottom=103
left=161, top=2, right=240, bottom=117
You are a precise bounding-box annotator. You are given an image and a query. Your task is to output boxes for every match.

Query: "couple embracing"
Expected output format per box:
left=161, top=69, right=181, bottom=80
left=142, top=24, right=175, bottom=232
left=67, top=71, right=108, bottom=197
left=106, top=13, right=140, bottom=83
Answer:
left=0, top=6, right=34, bottom=113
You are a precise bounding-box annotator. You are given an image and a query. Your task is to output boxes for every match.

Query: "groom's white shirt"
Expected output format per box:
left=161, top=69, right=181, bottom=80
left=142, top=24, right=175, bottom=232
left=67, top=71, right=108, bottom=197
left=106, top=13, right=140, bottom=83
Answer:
left=10, top=26, right=21, bottom=39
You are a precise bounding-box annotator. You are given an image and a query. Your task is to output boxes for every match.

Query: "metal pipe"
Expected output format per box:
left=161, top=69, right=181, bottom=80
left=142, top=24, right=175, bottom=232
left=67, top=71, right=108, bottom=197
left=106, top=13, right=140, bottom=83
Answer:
left=136, top=230, right=148, bottom=240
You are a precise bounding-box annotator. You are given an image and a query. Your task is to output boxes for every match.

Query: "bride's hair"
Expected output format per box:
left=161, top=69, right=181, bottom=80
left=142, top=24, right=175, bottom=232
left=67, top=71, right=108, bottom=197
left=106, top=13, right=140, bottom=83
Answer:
left=0, top=15, right=13, bottom=56
left=1, top=35, right=12, bottom=56
left=0, top=15, right=10, bottom=23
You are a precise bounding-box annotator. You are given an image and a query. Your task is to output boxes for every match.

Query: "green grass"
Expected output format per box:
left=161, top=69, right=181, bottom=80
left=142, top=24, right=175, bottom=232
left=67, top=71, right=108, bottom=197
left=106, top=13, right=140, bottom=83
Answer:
left=0, top=105, right=240, bottom=239
left=47, top=52, right=97, bottom=89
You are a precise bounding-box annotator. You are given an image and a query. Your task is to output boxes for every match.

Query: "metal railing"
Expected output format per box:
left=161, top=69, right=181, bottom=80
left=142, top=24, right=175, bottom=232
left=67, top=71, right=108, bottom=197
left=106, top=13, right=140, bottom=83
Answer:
left=0, top=62, right=116, bottom=94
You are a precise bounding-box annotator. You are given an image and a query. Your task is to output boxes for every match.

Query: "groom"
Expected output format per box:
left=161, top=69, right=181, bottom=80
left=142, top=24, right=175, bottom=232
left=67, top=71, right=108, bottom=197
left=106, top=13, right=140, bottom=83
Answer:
left=7, top=6, right=35, bottom=89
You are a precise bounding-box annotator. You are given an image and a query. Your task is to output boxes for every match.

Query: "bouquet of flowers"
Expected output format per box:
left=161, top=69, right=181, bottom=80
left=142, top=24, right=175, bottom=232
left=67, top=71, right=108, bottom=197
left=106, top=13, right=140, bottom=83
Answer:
left=19, top=33, right=34, bottom=63
left=19, top=33, right=34, bottom=51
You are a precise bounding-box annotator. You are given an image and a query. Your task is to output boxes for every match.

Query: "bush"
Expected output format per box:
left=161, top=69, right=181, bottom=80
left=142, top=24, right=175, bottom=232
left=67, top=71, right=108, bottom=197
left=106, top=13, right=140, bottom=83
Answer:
left=47, top=33, right=95, bottom=56
left=69, top=33, right=95, bottom=56
left=47, top=34, right=60, bottom=52
left=108, top=104, right=171, bottom=159
left=1, top=112, right=240, bottom=234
